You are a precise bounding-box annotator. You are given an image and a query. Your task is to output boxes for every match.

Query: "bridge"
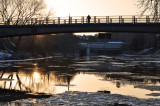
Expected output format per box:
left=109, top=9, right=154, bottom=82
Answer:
left=80, top=42, right=124, bottom=56
left=0, top=16, right=160, bottom=38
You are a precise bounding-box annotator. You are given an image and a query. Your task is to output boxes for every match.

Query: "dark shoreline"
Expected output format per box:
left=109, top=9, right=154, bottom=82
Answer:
left=0, top=88, right=52, bottom=102
left=11, top=91, right=160, bottom=106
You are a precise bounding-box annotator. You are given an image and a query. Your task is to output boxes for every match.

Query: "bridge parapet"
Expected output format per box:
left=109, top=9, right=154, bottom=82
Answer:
left=0, top=16, right=159, bottom=25
left=1, top=16, right=160, bottom=38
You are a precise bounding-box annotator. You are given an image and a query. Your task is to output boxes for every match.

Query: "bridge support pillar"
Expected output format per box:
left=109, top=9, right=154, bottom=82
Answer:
left=86, top=44, right=90, bottom=56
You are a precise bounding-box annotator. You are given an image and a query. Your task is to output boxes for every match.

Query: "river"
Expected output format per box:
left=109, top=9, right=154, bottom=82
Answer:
left=0, top=55, right=160, bottom=105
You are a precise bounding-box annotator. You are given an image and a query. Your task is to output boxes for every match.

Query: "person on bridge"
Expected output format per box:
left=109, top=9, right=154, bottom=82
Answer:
left=87, top=15, right=91, bottom=23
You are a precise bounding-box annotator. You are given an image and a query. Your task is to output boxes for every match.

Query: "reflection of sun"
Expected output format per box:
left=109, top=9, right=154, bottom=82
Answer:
left=33, top=63, right=37, bottom=67
left=33, top=72, right=40, bottom=83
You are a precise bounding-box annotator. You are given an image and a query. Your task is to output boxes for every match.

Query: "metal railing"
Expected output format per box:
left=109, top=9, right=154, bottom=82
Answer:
left=0, top=16, right=160, bottom=25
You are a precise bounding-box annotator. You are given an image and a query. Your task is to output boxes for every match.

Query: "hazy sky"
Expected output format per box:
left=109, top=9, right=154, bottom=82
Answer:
left=46, top=0, right=139, bottom=17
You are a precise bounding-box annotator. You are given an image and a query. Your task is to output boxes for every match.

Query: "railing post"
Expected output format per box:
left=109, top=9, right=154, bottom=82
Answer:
left=106, top=16, right=109, bottom=24
left=34, top=18, right=37, bottom=25
left=146, top=16, right=148, bottom=24
left=135, top=18, right=137, bottom=23
left=75, top=19, right=77, bottom=24
left=53, top=20, right=55, bottom=24
left=82, top=16, right=84, bottom=24
left=110, top=18, right=112, bottom=23
left=122, top=18, right=124, bottom=23
left=98, top=19, right=100, bottom=23
left=132, top=16, right=135, bottom=24
left=148, top=16, right=150, bottom=23
left=146, top=16, right=150, bottom=24
left=46, top=18, right=48, bottom=25
left=39, top=20, right=41, bottom=25
left=64, top=20, right=66, bottom=24
left=6, top=18, right=11, bottom=25
left=94, top=16, right=96, bottom=24
left=119, top=16, right=122, bottom=24
left=31, top=18, right=33, bottom=25
left=70, top=17, right=72, bottom=24
left=69, top=16, right=70, bottom=24
left=69, top=16, right=72, bottom=24
left=58, top=17, right=60, bottom=24
left=26, top=19, right=28, bottom=25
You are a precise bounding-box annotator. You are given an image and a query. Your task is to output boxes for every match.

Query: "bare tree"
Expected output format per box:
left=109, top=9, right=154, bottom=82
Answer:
left=138, top=0, right=160, bottom=21
left=0, top=0, right=52, bottom=56
left=138, top=0, right=160, bottom=50
left=0, top=0, right=47, bottom=25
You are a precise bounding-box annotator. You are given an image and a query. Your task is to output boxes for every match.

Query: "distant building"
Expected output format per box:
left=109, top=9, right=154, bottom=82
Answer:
left=80, top=41, right=125, bottom=51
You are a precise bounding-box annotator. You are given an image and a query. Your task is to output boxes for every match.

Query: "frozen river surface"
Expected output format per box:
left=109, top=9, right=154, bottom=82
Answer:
left=0, top=55, right=160, bottom=105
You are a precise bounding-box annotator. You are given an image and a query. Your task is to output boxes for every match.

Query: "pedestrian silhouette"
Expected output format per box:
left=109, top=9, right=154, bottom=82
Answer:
left=87, top=15, right=91, bottom=23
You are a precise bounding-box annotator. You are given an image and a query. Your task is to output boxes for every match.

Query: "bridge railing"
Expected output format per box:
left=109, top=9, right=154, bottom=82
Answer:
left=0, top=16, right=159, bottom=25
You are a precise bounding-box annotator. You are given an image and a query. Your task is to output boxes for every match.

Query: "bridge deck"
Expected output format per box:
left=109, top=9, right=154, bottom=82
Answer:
left=0, top=16, right=160, bottom=38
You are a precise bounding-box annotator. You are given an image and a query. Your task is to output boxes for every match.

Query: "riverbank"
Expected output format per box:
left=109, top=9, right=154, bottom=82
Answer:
left=10, top=91, right=159, bottom=106
left=0, top=51, right=12, bottom=59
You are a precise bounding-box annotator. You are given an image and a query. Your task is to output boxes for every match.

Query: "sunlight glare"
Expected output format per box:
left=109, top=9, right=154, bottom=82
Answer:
left=33, top=63, right=37, bottom=67
left=33, top=72, right=40, bottom=83
left=45, top=0, right=138, bottom=17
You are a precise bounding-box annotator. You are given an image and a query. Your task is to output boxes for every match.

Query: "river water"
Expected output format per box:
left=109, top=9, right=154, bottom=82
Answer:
left=0, top=55, right=160, bottom=101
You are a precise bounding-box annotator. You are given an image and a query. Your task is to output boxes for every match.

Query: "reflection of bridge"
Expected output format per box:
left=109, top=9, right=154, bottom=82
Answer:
left=0, top=16, right=160, bottom=38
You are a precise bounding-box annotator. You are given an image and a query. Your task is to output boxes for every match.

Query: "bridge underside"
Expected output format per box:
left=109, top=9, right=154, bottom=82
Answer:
left=0, top=23, right=160, bottom=38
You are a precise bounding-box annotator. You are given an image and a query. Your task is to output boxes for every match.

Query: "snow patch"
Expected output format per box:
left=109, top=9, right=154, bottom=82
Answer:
left=0, top=51, right=12, bottom=59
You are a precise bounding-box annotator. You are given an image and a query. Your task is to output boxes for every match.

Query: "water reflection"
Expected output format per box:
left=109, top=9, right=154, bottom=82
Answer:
left=0, top=56, right=160, bottom=100
left=70, top=73, right=159, bottom=99
left=33, top=72, right=40, bottom=83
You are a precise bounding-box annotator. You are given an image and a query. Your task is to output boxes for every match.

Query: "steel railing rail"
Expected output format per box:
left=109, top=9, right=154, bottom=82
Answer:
left=0, top=16, right=160, bottom=25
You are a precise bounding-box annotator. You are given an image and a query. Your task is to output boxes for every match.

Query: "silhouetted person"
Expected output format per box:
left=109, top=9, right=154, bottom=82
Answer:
left=87, top=15, right=91, bottom=23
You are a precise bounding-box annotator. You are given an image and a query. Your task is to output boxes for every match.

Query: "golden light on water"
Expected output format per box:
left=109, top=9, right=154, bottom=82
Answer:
left=70, top=74, right=158, bottom=99
left=33, top=63, right=37, bottom=67
left=0, top=71, right=159, bottom=99
left=33, top=72, right=40, bottom=83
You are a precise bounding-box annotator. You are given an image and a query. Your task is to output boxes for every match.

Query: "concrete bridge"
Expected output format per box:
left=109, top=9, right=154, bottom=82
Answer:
left=0, top=16, right=160, bottom=38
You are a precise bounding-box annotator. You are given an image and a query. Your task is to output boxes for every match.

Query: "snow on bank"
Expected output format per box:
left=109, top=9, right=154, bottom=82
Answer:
left=14, top=91, right=160, bottom=106
left=0, top=51, right=12, bottom=67
left=0, top=51, right=12, bottom=59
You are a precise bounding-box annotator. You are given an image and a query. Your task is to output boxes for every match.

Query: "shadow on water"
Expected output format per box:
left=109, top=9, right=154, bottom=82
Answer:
left=0, top=55, right=160, bottom=102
